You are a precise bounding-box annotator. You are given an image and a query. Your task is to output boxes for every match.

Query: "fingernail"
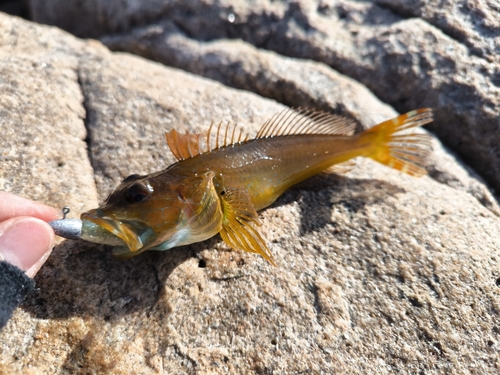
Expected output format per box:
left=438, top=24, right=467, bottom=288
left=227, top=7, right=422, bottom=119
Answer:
left=0, top=218, right=54, bottom=274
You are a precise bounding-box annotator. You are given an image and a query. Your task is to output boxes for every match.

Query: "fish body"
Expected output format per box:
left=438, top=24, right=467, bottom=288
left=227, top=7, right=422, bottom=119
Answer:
left=72, top=108, right=433, bottom=264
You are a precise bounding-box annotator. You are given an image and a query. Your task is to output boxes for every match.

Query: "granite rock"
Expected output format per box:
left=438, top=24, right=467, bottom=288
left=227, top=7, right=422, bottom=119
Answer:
left=0, top=14, right=97, bottom=214
left=372, top=0, right=500, bottom=64
left=29, top=0, right=500, bottom=194
left=101, top=21, right=397, bottom=130
left=0, top=12, right=499, bottom=375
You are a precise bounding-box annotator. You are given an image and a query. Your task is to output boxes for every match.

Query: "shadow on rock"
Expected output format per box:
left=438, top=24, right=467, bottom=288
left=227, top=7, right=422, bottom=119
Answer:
left=23, top=239, right=203, bottom=320
left=276, top=175, right=406, bottom=235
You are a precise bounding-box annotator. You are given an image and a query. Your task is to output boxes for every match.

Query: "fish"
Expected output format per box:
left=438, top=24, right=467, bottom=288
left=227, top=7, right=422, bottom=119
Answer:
left=49, top=108, right=433, bottom=265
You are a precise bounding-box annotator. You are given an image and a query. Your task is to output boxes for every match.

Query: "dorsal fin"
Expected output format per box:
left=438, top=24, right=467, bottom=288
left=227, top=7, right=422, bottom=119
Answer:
left=256, top=108, right=356, bottom=138
left=166, top=108, right=356, bottom=161
left=205, top=121, right=249, bottom=152
left=166, top=122, right=249, bottom=161
left=165, top=129, right=204, bottom=161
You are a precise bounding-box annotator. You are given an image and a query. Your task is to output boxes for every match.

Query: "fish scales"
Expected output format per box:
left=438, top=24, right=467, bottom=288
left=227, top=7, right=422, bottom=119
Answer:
left=171, top=134, right=363, bottom=211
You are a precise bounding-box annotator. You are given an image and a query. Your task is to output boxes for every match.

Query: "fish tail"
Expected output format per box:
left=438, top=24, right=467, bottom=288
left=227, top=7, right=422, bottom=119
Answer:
left=359, top=109, right=433, bottom=177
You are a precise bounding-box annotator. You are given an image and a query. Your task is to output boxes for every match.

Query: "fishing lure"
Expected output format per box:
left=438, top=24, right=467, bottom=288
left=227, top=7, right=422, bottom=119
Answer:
left=50, top=108, right=433, bottom=265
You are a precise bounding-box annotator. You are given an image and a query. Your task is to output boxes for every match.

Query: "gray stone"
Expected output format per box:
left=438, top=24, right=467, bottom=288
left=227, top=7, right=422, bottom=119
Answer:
left=1, top=12, right=500, bottom=375
left=101, top=21, right=396, bottom=130
left=0, top=16, right=97, bottom=214
left=372, top=0, right=500, bottom=64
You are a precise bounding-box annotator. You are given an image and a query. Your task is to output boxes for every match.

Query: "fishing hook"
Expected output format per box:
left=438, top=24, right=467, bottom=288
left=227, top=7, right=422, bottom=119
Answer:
left=62, top=206, right=70, bottom=220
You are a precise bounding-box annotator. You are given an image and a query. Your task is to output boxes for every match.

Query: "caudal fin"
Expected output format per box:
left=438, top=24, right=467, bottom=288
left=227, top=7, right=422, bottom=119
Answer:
left=360, top=109, right=433, bottom=177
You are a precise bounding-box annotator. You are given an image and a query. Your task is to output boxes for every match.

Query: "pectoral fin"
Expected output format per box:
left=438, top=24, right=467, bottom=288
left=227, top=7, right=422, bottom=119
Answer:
left=219, top=188, right=276, bottom=266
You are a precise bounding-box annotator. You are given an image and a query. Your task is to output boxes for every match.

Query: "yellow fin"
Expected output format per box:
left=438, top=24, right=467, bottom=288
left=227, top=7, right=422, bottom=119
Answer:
left=186, top=171, right=224, bottom=241
left=165, top=129, right=204, bottom=161
left=219, top=188, right=276, bottom=266
left=361, top=109, right=433, bottom=177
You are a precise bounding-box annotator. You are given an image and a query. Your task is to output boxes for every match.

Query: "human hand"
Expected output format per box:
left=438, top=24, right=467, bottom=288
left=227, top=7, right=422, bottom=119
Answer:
left=0, top=192, right=60, bottom=278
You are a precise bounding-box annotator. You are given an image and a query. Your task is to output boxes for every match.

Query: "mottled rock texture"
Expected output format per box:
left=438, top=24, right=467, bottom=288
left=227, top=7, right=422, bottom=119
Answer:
left=0, top=3, right=499, bottom=375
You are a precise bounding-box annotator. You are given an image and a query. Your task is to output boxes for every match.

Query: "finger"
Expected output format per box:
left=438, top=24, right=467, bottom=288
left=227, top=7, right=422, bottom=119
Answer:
left=0, top=217, right=55, bottom=278
left=0, top=191, right=61, bottom=222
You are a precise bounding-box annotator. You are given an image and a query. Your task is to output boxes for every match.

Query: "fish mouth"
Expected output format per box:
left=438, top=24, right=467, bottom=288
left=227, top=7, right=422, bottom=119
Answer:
left=81, top=209, right=153, bottom=253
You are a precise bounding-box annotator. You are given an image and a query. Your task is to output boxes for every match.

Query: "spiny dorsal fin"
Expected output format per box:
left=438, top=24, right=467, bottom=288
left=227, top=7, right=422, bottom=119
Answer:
left=205, top=121, right=248, bottom=152
left=166, top=108, right=355, bottom=161
left=256, top=108, right=357, bottom=138
left=165, top=129, right=204, bottom=161
left=166, top=123, right=248, bottom=161
left=219, top=187, right=276, bottom=266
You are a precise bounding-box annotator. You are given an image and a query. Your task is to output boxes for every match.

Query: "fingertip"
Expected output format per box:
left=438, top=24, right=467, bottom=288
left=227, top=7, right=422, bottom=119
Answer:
left=24, top=220, right=55, bottom=278
left=0, top=217, right=55, bottom=277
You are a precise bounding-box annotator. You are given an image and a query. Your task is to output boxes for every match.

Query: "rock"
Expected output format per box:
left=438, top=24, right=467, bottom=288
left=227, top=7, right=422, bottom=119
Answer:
left=29, top=0, right=500, bottom=194
left=1, top=12, right=500, bottom=375
left=0, top=15, right=97, bottom=214
left=372, top=0, right=500, bottom=64
left=101, top=21, right=397, bottom=130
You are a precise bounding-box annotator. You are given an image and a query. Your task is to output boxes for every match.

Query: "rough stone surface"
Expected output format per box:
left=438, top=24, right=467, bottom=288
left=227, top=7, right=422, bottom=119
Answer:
left=102, top=21, right=397, bottom=130
left=372, top=0, right=500, bottom=64
left=0, top=15, right=97, bottom=213
left=1, top=11, right=500, bottom=375
left=29, top=0, right=500, bottom=194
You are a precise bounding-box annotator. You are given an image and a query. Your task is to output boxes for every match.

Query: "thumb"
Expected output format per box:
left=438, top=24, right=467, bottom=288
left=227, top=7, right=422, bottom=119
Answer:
left=0, top=217, right=55, bottom=278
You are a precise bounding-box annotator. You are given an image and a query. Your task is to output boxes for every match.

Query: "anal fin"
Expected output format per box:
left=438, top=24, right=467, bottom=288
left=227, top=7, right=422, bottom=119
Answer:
left=219, top=188, right=276, bottom=266
left=324, top=160, right=356, bottom=175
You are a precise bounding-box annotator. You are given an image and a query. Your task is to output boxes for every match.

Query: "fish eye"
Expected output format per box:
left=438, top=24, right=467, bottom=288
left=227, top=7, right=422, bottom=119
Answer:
left=126, top=182, right=152, bottom=203
left=123, top=174, right=141, bottom=182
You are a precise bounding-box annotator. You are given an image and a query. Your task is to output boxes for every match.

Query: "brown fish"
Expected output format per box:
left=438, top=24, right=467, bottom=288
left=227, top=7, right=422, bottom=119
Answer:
left=50, top=108, right=433, bottom=265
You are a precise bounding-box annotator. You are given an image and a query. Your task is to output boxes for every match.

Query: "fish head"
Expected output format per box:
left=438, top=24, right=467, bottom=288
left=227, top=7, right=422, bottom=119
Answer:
left=81, top=172, right=188, bottom=255
left=80, top=170, right=222, bottom=257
